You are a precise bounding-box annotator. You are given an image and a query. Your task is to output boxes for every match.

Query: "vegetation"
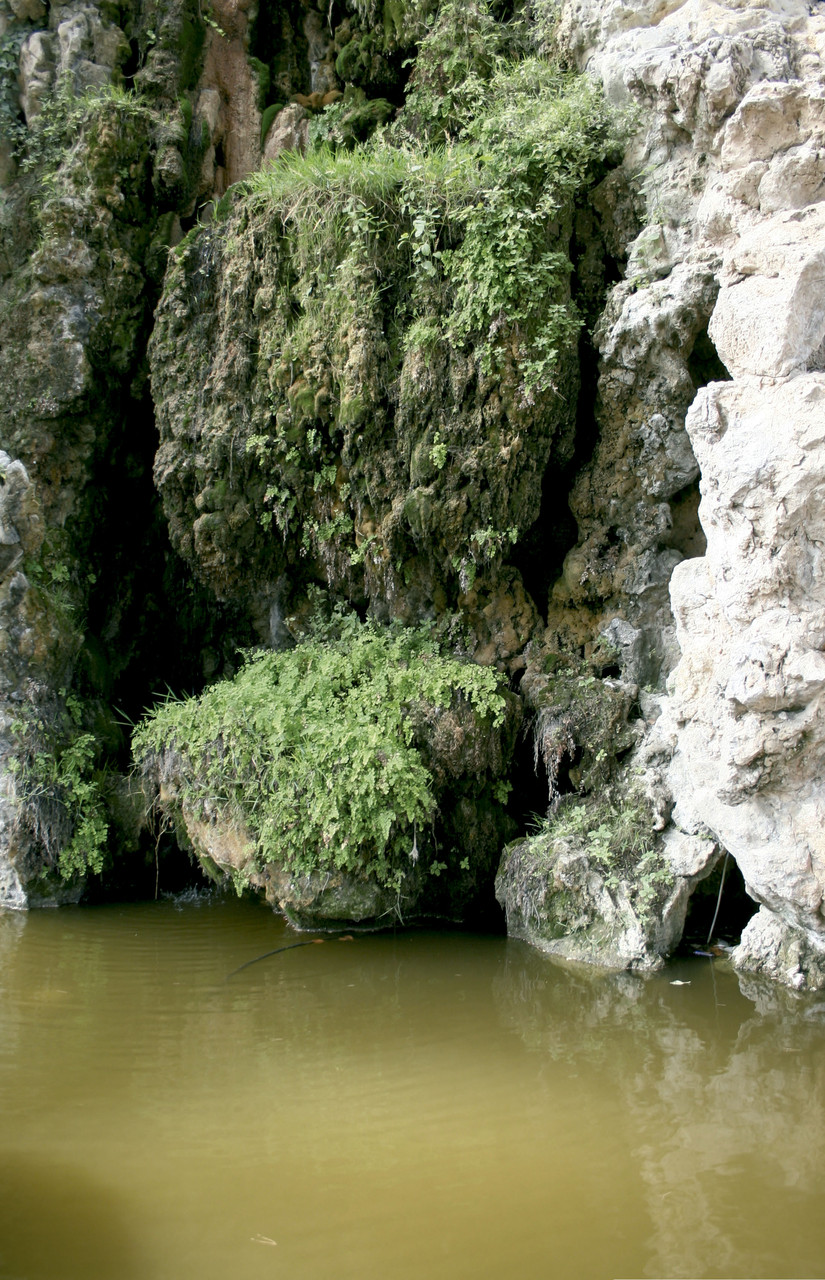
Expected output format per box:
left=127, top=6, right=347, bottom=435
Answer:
left=193, top=19, right=626, bottom=589
left=245, top=50, right=621, bottom=400
left=535, top=787, right=673, bottom=922
left=0, top=28, right=26, bottom=157
left=132, top=612, right=506, bottom=892
left=10, top=693, right=109, bottom=881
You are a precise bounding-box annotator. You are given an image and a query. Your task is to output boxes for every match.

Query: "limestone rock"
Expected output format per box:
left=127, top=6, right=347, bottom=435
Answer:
left=19, top=30, right=55, bottom=123
left=264, top=865, right=402, bottom=930
left=262, top=102, right=309, bottom=160
left=496, top=829, right=690, bottom=972
left=550, top=0, right=825, bottom=985
left=667, top=375, right=825, bottom=952
left=709, top=205, right=825, bottom=377
left=733, top=907, right=825, bottom=990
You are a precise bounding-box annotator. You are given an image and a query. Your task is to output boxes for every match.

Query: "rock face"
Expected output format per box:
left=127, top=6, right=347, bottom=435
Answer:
left=552, top=0, right=825, bottom=985
left=2, top=0, right=825, bottom=986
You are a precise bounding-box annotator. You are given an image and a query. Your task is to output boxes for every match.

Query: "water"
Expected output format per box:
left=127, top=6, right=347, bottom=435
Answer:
left=1, top=895, right=824, bottom=1280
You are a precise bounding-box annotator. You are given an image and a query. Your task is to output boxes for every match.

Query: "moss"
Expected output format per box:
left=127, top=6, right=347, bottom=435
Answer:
left=287, top=380, right=317, bottom=422
left=248, top=56, right=271, bottom=110
left=150, top=40, right=623, bottom=647
left=178, top=13, right=206, bottom=92
left=260, top=102, right=285, bottom=146
left=337, top=394, right=366, bottom=427
left=341, top=95, right=394, bottom=143
left=383, top=0, right=409, bottom=43
left=335, top=39, right=364, bottom=84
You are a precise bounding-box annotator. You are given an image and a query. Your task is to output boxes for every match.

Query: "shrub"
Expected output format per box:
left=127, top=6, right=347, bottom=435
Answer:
left=133, top=613, right=506, bottom=891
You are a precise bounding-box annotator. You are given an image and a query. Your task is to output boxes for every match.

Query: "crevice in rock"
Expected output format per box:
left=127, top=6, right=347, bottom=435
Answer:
left=508, top=721, right=555, bottom=829
left=250, top=0, right=312, bottom=99
left=508, top=328, right=600, bottom=612
left=75, top=389, right=255, bottom=900
left=122, top=38, right=141, bottom=88
left=662, top=478, right=706, bottom=559
left=81, top=824, right=200, bottom=903
left=687, top=325, right=732, bottom=390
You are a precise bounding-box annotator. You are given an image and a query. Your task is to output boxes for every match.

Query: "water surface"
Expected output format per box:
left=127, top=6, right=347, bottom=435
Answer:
left=1, top=895, right=823, bottom=1279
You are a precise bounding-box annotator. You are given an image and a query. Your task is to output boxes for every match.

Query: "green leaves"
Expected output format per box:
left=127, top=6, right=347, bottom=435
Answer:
left=133, top=615, right=505, bottom=890
left=243, top=49, right=622, bottom=382
left=14, top=712, right=109, bottom=881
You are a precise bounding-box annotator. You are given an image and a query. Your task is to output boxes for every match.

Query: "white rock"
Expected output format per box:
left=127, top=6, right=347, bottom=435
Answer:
left=558, top=0, right=825, bottom=984
left=709, top=205, right=825, bottom=377
left=19, top=30, right=55, bottom=124
left=262, top=103, right=309, bottom=161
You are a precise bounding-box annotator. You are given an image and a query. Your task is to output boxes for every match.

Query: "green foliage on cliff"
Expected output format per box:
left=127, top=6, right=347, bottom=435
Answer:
left=148, top=0, right=625, bottom=642
left=246, top=54, right=620, bottom=398
left=21, top=84, right=154, bottom=182
left=132, top=614, right=505, bottom=889
left=0, top=29, right=26, bottom=155
left=10, top=694, right=109, bottom=881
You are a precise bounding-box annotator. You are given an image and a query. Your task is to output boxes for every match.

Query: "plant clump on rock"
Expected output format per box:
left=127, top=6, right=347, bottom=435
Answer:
left=133, top=609, right=520, bottom=927
left=149, top=11, right=624, bottom=655
left=496, top=784, right=684, bottom=971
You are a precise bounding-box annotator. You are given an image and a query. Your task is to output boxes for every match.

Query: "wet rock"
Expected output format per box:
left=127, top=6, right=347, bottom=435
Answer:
left=496, top=825, right=690, bottom=972
left=733, top=907, right=825, bottom=991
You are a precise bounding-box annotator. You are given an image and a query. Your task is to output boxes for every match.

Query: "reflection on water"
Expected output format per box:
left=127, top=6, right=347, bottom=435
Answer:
left=494, top=948, right=825, bottom=1280
left=0, top=897, right=823, bottom=1280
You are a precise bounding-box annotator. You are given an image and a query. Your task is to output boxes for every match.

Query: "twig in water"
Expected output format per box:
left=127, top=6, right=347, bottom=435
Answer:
left=225, top=938, right=324, bottom=979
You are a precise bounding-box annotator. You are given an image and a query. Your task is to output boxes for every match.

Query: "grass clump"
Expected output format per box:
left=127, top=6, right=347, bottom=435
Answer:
left=132, top=612, right=506, bottom=892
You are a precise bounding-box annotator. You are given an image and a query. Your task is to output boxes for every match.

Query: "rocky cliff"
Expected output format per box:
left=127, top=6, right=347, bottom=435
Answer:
left=1, top=0, right=824, bottom=990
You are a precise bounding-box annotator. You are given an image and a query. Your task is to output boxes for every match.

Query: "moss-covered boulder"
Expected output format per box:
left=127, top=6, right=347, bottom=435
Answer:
left=496, top=788, right=688, bottom=971
left=134, top=612, right=521, bottom=926
left=149, top=57, right=621, bottom=655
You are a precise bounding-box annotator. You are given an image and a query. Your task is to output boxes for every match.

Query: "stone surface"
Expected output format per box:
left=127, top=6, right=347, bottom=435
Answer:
left=262, top=102, right=309, bottom=159
left=496, top=830, right=691, bottom=972
left=733, top=907, right=825, bottom=990
left=4, top=0, right=825, bottom=982
left=666, top=376, right=825, bottom=947
left=546, top=0, right=825, bottom=985
left=709, top=205, right=825, bottom=377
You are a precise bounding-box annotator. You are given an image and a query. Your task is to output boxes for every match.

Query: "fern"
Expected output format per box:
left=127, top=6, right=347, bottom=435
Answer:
left=133, top=614, right=505, bottom=890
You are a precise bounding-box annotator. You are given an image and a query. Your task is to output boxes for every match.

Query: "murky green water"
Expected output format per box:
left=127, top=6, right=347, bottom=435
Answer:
left=1, top=895, right=824, bottom=1280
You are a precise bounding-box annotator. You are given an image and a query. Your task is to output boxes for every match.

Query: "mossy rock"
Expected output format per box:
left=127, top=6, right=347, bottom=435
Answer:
left=134, top=616, right=520, bottom=927
left=496, top=807, right=686, bottom=973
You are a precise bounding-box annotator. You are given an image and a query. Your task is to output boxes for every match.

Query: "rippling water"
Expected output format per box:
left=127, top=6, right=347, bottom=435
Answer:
left=0, top=895, right=823, bottom=1279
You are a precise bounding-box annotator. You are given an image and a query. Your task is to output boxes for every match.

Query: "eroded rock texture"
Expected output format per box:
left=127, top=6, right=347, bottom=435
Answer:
left=2, top=0, right=825, bottom=987
left=555, top=0, right=825, bottom=985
